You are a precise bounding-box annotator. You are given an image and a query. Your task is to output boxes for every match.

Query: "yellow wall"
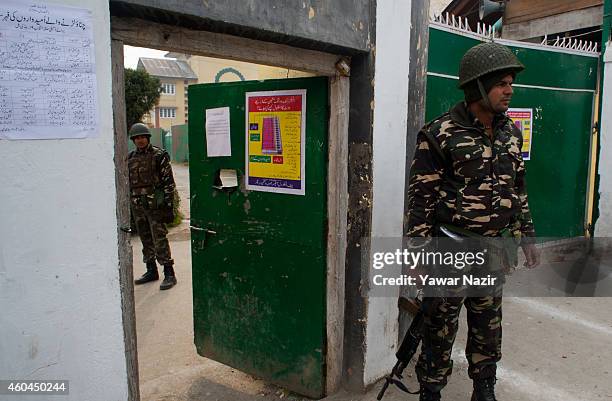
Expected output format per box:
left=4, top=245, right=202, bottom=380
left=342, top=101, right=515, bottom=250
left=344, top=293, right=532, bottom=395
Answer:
left=187, top=56, right=314, bottom=83
left=144, top=57, right=313, bottom=130
left=155, top=77, right=189, bottom=131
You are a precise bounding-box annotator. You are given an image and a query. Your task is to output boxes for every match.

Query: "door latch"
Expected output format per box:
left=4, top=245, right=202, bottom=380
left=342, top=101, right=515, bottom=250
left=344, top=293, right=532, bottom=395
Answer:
left=190, top=225, right=217, bottom=235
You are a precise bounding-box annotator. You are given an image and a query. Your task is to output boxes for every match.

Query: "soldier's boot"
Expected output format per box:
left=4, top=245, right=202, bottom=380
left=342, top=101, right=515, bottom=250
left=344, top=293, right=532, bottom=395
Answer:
left=160, top=265, right=177, bottom=290
left=134, top=261, right=159, bottom=284
left=419, top=386, right=441, bottom=401
left=471, top=377, right=497, bottom=401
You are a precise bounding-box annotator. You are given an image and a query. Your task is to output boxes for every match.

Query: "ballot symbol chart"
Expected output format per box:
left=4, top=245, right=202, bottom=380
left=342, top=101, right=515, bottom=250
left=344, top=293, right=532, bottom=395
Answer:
left=0, top=1, right=97, bottom=140
left=507, top=108, right=534, bottom=160
left=245, top=90, right=306, bottom=195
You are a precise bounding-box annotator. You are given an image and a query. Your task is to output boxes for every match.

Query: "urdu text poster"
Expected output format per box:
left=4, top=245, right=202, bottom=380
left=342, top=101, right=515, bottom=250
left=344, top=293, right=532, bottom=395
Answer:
left=0, top=1, right=97, bottom=140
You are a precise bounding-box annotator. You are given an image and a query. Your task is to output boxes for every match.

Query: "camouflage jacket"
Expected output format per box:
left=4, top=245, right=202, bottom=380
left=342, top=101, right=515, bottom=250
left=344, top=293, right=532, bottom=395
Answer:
left=406, top=102, right=535, bottom=238
left=128, top=144, right=175, bottom=208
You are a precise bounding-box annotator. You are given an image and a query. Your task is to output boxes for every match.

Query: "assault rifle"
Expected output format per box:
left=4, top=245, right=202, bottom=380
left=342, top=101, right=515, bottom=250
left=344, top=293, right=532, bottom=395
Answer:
left=376, top=297, right=424, bottom=400
left=377, top=224, right=487, bottom=399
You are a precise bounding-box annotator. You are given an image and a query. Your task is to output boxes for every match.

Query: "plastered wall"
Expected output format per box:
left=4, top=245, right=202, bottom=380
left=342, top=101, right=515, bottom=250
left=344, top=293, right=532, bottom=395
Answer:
left=364, top=0, right=412, bottom=385
left=111, top=0, right=372, bottom=52
left=0, top=1, right=129, bottom=400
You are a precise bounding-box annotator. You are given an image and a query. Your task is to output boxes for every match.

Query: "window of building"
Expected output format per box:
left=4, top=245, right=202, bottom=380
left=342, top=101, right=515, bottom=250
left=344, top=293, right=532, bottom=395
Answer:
left=161, top=83, right=176, bottom=95
left=160, top=107, right=176, bottom=119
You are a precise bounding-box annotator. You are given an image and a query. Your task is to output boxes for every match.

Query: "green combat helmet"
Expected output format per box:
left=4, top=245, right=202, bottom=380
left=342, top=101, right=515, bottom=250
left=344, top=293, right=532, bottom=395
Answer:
left=458, top=42, right=524, bottom=88
left=129, top=123, right=151, bottom=139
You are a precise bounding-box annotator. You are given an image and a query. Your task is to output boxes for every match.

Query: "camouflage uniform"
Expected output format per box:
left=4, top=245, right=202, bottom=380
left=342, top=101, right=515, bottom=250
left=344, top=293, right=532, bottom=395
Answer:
left=129, top=143, right=176, bottom=266
left=406, top=101, right=534, bottom=238
left=406, top=101, right=535, bottom=392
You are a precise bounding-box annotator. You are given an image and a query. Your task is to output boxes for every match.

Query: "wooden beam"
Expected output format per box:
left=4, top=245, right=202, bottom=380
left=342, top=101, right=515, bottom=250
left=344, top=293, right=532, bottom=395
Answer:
left=111, top=39, right=140, bottom=401
left=504, top=0, right=602, bottom=25
left=502, top=6, right=603, bottom=40
left=444, top=0, right=479, bottom=16
left=326, top=74, right=349, bottom=395
left=111, top=16, right=341, bottom=77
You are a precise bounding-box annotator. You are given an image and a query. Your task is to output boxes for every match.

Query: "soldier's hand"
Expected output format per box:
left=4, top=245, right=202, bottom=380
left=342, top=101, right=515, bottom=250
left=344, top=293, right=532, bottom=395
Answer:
left=521, top=243, right=540, bottom=269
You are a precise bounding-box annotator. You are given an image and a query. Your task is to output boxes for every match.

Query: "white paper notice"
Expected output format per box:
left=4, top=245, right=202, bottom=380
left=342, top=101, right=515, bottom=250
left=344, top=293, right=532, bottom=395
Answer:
left=0, top=1, right=99, bottom=140
left=205, top=107, right=231, bottom=157
left=219, top=169, right=238, bottom=188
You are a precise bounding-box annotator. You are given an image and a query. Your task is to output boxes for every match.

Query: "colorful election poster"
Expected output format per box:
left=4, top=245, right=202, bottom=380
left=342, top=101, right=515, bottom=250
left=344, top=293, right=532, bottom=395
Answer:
left=245, top=90, right=306, bottom=195
left=507, top=108, right=533, bottom=160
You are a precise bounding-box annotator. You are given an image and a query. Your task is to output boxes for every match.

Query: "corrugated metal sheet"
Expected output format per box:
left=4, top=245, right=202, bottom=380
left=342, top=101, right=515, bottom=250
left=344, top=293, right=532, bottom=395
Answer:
left=137, top=57, right=197, bottom=80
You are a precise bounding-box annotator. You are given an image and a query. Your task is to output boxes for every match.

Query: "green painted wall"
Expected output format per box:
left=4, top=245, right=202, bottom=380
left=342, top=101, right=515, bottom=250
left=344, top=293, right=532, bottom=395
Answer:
left=163, top=131, right=172, bottom=159
left=426, top=27, right=598, bottom=237
left=171, top=124, right=189, bottom=163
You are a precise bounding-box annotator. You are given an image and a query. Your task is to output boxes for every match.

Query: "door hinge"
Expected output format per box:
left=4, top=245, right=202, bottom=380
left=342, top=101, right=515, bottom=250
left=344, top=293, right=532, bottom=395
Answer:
left=592, top=121, right=599, bottom=135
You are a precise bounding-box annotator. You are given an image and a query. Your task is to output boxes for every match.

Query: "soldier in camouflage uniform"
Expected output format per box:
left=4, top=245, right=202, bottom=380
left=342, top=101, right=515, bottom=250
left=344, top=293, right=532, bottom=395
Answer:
left=129, top=123, right=177, bottom=290
left=405, top=43, right=540, bottom=401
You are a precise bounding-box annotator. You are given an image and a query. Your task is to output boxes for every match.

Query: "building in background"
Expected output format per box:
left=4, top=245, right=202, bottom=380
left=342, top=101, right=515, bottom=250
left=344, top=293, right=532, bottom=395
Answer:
left=137, top=57, right=197, bottom=131
left=168, top=53, right=313, bottom=83
left=441, top=0, right=604, bottom=49
left=430, top=0, right=454, bottom=17
left=501, top=0, right=603, bottom=46
left=138, top=54, right=313, bottom=131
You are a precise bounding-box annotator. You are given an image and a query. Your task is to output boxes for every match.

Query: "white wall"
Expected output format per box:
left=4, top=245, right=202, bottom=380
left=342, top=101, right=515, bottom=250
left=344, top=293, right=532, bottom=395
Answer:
left=364, top=0, right=412, bottom=385
left=0, top=1, right=129, bottom=400
left=596, top=42, right=612, bottom=237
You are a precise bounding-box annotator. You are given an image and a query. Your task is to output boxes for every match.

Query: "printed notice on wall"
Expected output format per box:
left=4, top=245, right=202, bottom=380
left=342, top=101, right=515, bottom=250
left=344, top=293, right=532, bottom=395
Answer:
left=0, top=1, right=98, bottom=140
left=507, top=108, right=533, bottom=160
left=205, top=107, right=231, bottom=157
left=245, top=90, right=306, bottom=195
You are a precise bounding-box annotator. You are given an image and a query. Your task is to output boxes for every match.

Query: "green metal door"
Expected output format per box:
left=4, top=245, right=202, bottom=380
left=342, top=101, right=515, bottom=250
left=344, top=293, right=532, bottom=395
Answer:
left=188, top=77, right=328, bottom=398
left=426, top=23, right=598, bottom=237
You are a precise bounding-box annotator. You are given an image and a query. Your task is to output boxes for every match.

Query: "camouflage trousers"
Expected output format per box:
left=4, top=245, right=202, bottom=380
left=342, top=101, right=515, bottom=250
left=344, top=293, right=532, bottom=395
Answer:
left=131, top=203, right=174, bottom=266
left=416, top=296, right=502, bottom=392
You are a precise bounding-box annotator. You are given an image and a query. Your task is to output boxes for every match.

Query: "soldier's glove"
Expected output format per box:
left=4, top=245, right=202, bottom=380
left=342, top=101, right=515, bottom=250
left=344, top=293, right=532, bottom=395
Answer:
left=159, top=194, right=176, bottom=224
left=159, top=206, right=176, bottom=224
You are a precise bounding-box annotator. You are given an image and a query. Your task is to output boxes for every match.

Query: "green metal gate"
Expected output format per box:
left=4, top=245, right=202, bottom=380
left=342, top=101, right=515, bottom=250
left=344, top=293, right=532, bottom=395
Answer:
left=426, top=21, right=599, bottom=237
left=188, top=77, right=329, bottom=398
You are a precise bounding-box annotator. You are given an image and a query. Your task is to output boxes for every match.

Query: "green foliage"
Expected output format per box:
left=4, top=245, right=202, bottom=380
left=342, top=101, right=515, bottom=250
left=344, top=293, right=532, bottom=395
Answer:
left=125, top=68, right=161, bottom=129
left=166, top=189, right=184, bottom=228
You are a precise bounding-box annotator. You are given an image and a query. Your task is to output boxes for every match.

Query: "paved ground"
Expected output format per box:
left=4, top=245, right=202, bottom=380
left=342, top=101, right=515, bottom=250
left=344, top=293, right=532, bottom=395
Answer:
left=132, top=163, right=612, bottom=401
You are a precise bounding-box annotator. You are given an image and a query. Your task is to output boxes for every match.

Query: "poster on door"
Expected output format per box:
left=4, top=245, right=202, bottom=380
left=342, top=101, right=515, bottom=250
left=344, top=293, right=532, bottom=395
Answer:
left=507, top=108, right=533, bottom=160
left=245, top=89, right=306, bottom=195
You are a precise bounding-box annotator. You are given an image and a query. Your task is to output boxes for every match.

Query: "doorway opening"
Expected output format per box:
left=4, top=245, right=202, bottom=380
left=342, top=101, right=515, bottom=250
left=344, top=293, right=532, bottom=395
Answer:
left=112, top=23, right=349, bottom=399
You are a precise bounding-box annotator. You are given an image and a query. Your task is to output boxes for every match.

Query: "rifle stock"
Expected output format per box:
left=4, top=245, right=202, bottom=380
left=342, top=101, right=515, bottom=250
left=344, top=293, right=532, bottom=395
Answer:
left=376, top=298, right=424, bottom=400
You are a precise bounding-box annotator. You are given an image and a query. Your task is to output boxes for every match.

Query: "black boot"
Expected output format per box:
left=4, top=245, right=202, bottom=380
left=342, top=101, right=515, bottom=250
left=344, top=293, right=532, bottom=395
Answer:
left=134, top=261, right=159, bottom=284
left=419, top=386, right=441, bottom=401
left=160, top=265, right=177, bottom=290
left=471, top=377, right=497, bottom=401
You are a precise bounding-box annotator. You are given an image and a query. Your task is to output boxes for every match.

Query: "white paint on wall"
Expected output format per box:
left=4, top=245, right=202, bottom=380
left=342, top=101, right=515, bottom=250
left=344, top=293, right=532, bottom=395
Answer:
left=595, top=42, right=612, bottom=237
left=0, top=1, right=129, bottom=400
left=364, top=0, right=412, bottom=386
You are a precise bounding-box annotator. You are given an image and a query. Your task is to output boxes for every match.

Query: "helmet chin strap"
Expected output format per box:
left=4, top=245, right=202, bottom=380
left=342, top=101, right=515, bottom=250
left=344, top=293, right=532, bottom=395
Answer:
left=477, top=78, right=495, bottom=114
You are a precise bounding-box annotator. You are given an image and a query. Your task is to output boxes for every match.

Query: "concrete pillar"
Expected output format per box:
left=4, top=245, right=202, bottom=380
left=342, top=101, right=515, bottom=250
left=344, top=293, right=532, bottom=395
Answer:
left=363, top=0, right=413, bottom=386
left=595, top=42, right=612, bottom=236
